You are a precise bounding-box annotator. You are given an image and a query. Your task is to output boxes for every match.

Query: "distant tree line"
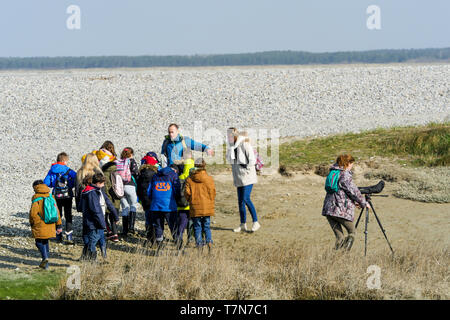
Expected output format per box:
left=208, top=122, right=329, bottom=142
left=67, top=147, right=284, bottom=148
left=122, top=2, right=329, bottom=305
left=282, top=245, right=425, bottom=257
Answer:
left=0, top=48, right=449, bottom=70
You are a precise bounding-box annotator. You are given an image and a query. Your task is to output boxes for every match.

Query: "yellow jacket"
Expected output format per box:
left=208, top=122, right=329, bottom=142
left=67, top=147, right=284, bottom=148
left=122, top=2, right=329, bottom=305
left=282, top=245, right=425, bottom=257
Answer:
left=177, top=158, right=195, bottom=211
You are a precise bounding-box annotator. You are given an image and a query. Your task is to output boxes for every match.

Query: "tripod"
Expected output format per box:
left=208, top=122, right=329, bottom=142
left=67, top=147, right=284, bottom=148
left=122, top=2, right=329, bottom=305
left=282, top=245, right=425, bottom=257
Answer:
left=355, top=194, right=394, bottom=256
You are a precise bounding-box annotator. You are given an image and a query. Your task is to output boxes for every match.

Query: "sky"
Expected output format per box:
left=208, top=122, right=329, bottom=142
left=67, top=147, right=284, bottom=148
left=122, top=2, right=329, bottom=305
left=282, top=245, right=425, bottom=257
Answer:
left=0, top=0, right=449, bottom=57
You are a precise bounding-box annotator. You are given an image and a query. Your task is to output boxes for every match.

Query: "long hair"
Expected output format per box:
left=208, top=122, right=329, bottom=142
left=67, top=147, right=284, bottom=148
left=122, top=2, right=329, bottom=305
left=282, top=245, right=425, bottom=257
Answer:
left=77, top=153, right=101, bottom=186
left=100, top=140, right=116, bottom=157
left=120, top=147, right=134, bottom=159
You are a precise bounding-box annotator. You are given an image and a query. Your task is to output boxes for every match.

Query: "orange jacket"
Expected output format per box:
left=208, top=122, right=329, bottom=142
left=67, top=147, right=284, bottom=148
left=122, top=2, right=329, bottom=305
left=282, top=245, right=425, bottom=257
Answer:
left=184, top=169, right=216, bottom=217
left=29, top=184, right=62, bottom=239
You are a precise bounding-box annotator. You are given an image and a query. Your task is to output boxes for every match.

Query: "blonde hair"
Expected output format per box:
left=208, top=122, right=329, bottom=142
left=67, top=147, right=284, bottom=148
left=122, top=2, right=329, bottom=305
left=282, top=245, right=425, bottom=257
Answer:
left=77, top=153, right=101, bottom=186
left=228, top=127, right=250, bottom=143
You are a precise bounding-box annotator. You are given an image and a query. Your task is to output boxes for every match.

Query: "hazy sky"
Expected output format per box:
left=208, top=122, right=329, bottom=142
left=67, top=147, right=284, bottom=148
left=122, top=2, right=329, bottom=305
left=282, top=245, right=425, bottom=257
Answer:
left=0, top=0, right=449, bottom=57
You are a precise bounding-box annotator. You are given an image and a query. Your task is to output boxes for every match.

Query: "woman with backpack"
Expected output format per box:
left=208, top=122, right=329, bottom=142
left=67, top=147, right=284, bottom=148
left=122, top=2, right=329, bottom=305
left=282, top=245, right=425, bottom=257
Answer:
left=227, top=128, right=261, bottom=233
left=322, top=154, right=370, bottom=251
left=115, top=147, right=140, bottom=237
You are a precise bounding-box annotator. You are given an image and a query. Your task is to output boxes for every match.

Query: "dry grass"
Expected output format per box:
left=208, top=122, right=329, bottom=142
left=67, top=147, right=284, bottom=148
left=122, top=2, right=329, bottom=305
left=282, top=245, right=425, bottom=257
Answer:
left=53, top=240, right=449, bottom=300
left=365, top=166, right=450, bottom=203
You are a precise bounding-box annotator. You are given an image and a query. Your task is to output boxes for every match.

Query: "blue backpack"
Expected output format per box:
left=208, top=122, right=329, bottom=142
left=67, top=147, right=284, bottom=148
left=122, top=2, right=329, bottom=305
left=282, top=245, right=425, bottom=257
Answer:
left=32, top=196, right=59, bottom=224
left=325, top=169, right=341, bottom=193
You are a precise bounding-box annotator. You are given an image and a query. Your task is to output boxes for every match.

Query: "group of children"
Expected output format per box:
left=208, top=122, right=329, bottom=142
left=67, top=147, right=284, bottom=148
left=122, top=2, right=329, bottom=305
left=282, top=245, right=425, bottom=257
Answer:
left=29, top=140, right=216, bottom=268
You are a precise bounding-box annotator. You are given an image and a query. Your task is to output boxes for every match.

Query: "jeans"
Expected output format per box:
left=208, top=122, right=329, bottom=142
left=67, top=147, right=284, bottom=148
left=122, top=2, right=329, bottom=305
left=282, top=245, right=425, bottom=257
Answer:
left=87, top=229, right=106, bottom=253
left=120, top=185, right=138, bottom=217
left=56, top=198, right=73, bottom=232
left=35, top=239, right=49, bottom=260
left=151, top=211, right=171, bottom=242
left=237, top=184, right=258, bottom=223
left=192, top=216, right=212, bottom=246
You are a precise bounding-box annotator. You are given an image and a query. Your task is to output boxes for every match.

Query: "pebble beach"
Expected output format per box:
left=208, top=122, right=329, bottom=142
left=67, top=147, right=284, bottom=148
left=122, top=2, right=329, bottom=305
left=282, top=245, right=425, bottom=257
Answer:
left=0, top=63, right=449, bottom=235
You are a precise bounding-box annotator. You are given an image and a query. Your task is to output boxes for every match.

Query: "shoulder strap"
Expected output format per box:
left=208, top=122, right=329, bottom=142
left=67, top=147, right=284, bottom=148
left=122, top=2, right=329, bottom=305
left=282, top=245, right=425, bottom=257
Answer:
left=179, top=134, right=188, bottom=151
left=32, top=197, right=44, bottom=203
left=162, top=136, right=170, bottom=158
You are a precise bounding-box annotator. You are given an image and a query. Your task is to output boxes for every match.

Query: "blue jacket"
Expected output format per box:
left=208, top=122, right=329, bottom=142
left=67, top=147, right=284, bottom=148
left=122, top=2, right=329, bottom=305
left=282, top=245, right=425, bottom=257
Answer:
left=80, top=185, right=119, bottom=231
left=161, top=134, right=209, bottom=167
left=43, top=162, right=77, bottom=196
left=147, top=167, right=181, bottom=212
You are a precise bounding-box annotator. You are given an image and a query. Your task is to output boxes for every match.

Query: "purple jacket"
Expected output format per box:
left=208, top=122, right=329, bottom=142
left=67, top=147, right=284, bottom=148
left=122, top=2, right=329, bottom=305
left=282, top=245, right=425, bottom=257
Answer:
left=322, top=164, right=367, bottom=222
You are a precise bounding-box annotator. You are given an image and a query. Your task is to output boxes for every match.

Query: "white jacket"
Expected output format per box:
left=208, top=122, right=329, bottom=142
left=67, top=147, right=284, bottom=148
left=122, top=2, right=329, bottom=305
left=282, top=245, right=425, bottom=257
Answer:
left=227, top=136, right=258, bottom=188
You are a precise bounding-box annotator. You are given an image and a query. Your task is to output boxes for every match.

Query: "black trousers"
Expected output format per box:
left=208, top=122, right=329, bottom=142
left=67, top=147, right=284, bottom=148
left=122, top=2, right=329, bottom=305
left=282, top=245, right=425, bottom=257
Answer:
left=56, top=198, right=73, bottom=232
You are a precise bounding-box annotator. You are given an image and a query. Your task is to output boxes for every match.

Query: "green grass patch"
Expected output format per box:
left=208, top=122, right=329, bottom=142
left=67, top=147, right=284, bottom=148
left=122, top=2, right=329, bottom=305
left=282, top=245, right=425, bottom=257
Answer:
left=0, top=269, right=64, bottom=300
left=279, top=122, right=450, bottom=170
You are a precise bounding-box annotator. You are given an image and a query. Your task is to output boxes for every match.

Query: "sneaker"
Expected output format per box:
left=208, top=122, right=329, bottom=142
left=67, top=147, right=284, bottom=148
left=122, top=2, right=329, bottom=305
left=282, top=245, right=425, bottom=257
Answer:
left=233, top=223, right=247, bottom=233
left=65, top=231, right=74, bottom=244
left=39, top=259, right=49, bottom=269
left=251, top=221, right=261, bottom=232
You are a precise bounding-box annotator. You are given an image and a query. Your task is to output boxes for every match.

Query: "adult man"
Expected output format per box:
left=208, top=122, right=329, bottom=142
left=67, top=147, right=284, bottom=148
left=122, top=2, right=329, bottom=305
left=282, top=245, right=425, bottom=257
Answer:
left=161, top=123, right=214, bottom=172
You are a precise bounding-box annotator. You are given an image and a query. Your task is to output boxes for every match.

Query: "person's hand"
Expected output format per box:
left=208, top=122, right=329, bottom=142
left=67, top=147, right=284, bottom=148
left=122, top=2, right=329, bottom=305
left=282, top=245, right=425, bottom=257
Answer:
left=206, top=148, right=214, bottom=156
left=56, top=228, right=62, bottom=234
left=365, top=203, right=370, bottom=209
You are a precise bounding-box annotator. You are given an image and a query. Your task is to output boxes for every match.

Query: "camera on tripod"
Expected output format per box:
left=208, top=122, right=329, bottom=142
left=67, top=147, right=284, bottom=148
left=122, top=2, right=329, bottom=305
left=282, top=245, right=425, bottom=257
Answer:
left=358, top=180, right=385, bottom=195
left=355, top=180, right=394, bottom=256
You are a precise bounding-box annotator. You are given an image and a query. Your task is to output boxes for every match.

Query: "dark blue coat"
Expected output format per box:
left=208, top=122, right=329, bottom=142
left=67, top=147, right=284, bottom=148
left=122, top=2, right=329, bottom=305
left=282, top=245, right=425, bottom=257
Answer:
left=147, top=167, right=181, bottom=212
left=80, top=185, right=119, bottom=231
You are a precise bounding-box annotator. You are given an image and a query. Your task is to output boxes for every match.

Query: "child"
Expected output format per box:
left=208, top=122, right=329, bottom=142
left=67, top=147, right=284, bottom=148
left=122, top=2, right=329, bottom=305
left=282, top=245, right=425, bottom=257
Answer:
left=184, top=158, right=216, bottom=251
left=147, top=165, right=181, bottom=253
left=174, top=151, right=195, bottom=249
left=115, top=147, right=140, bottom=236
left=43, top=152, right=77, bottom=244
left=137, top=152, right=160, bottom=244
left=80, top=173, right=119, bottom=261
left=29, top=180, right=63, bottom=269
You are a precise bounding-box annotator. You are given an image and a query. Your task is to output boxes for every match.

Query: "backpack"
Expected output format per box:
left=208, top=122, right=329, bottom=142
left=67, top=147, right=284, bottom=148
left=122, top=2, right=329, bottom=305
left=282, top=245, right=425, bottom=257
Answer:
left=32, top=196, right=59, bottom=224
left=244, top=148, right=264, bottom=172
left=176, top=179, right=189, bottom=208
left=254, top=150, right=264, bottom=172
left=115, top=158, right=132, bottom=183
left=325, top=169, right=341, bottom=193
left=110, top=171, right=125, bottom=199
left=53, top=169, right=72, bottom=199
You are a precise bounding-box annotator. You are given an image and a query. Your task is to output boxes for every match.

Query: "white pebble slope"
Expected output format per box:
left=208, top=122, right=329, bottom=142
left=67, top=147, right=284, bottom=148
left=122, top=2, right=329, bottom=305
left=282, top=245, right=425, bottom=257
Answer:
left=0, top=63, right=449, bottom=234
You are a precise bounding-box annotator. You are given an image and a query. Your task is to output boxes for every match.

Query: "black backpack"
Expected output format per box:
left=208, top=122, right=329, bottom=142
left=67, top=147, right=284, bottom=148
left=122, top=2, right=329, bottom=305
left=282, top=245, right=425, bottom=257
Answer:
left=176, top=179, right=189, bottom=208
left=53, top=169, right=72, bottom=199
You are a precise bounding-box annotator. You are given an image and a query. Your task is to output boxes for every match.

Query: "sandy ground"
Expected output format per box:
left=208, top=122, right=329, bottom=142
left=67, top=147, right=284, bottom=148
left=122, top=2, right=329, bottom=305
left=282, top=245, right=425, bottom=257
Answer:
left=0, top=165, right=448, bottom=275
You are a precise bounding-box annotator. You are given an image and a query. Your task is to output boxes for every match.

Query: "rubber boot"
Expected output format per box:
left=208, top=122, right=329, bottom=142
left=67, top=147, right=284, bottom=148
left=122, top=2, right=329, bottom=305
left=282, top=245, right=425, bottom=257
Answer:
left=129, top=211, right=136, bottom=235
left=343, top=235, right=355, bottom=251
left=79, top=245, right=88, bottom=261
left=87, top=250, right=97, bottom=262
left=122, top=216, right=129, bottom=238
left=100, top=244, right=107, bottom=259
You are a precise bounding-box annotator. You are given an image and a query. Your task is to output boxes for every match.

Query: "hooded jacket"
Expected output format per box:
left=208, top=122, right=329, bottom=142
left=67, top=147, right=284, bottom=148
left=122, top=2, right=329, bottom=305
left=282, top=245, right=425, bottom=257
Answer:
left=80, top=184, right=119, bottom=231
left=29, top=184, right=62, bottom=239
left=101, top=161, right=121, bottom=210
left=177, top=158, right=195, bottom=211
left=227, top=135, right=258, bottom=188
left=147, top=166, right=181, bottom=212
left=43, top=162, right=77, bottom=197
left=161, top=134, right=210, bottom=167
left=136, top=164, right=159, bottom=211
left=185, top=169, right=216, bottom=217
left=321, top=164, right=367, bottom=222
